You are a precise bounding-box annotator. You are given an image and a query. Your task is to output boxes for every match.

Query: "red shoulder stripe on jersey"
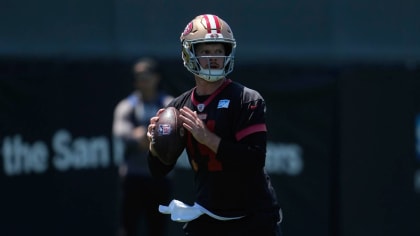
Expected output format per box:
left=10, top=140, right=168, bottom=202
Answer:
left=235, top=124, right=267, bottom=141
left=191, top=79, right=232, bottom=107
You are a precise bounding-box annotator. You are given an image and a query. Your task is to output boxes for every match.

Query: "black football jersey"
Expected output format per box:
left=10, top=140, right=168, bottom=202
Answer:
left=157, top=79, right=279, bottom=217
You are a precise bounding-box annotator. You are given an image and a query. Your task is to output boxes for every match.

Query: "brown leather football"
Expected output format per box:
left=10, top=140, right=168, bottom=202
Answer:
left=151, top=107, right=186, bottom=165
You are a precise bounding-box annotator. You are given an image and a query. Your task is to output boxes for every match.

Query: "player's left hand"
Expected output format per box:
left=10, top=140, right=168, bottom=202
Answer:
left=179, top=106, right=210, bottom=144
left=180, top=106, right=221, bottom=153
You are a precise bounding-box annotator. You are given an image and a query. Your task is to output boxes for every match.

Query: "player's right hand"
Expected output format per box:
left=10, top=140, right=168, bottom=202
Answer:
left=147, top=109, right=165, bottom=141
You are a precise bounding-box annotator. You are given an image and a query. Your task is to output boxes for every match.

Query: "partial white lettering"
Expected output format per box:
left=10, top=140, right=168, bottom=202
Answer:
left=52, top=129, right=110, bottom=171
left=2, top=135, right=48, bottom=176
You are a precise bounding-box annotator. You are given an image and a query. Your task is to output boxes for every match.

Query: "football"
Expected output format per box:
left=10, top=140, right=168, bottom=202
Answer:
left=151, top=106, right=186, bottom=165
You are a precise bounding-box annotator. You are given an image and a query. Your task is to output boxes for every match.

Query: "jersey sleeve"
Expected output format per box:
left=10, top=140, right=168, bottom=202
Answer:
left=234, top=87, right=267, bottom=141
left=216, top=86, right=268, bottom=170
left=216, top=131, right=267, bottom=170
left=165, top=89, right=193, bottom=110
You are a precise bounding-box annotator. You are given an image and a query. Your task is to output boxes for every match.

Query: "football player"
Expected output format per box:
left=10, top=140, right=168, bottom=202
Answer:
left=147, top=14, right=283, bottom=236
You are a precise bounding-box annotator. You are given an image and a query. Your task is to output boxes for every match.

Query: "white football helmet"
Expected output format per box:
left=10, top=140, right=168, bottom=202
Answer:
left=180, top=14, right=236, bottom=82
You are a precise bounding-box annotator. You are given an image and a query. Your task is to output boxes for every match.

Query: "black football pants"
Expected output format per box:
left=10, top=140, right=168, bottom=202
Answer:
left=183, top=209, right=282, bottom=236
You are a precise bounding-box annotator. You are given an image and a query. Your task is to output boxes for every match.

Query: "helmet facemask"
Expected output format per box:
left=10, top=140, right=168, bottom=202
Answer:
left=182, top=40, right=236, bottom=82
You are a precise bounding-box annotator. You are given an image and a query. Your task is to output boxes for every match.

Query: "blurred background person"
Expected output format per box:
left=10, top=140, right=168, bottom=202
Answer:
left=113, top=57, right=174, bottom=236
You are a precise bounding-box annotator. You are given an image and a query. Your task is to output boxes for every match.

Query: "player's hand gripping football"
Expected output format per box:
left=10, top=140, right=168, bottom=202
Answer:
left=147, top=108, right=165, bottom=157
left=179, top=106, right=220, bottom=153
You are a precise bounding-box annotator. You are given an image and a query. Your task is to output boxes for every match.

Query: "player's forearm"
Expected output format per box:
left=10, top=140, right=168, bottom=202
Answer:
left=202, top=130, right=221, bottom=153
left=216, top=132, right=267, bottom=170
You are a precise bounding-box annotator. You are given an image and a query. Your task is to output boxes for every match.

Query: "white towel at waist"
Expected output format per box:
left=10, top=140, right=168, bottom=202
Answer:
left=158, top=199, right=245, bottom=222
